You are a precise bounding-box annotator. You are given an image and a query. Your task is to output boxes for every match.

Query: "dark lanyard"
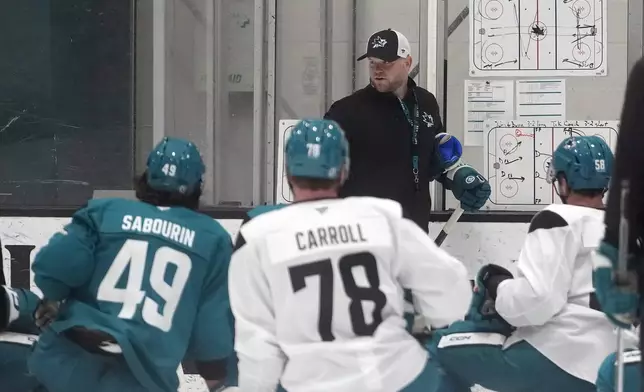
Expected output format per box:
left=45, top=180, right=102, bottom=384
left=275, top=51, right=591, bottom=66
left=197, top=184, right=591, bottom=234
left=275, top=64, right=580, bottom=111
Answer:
left=398, top=90, right=420, bottom=191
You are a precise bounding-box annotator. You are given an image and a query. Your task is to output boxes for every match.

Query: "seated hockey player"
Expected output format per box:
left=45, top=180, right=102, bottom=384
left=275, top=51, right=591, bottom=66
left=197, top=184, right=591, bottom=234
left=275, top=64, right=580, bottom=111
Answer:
left=595, top=326, right=640, bottom=392
left=28, top=137, right=237, bottom=392
left=428, top=135, right=624, bottom=392
left=0, top=275, right=43, bottom=391
left=228, top=118, right=472, bottom=392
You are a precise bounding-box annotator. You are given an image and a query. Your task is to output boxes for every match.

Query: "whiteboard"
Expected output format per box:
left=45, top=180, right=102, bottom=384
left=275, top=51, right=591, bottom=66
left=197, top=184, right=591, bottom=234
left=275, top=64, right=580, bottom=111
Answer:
left=469, top=0, right=608, bottom=77
left=483, top=119, right=619, bottom=211
left=275, top=119, right=299, bottom=204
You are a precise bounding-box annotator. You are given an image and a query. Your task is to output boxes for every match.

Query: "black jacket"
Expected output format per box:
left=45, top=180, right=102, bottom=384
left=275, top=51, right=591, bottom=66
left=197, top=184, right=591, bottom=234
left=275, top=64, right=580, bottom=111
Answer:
left=324, top=78, right=443, bottom=231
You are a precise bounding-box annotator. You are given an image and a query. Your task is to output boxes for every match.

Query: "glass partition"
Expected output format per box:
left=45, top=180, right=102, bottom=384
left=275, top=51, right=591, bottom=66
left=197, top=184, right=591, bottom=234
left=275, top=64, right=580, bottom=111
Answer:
left=0, top=0, right=134, bottom=207
left=3, top=0, right=642, bottom=214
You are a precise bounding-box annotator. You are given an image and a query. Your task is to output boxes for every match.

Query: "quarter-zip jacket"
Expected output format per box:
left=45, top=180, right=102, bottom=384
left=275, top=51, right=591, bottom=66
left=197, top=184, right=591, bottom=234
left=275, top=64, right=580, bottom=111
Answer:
left=324, top=78, right=443, bottom=231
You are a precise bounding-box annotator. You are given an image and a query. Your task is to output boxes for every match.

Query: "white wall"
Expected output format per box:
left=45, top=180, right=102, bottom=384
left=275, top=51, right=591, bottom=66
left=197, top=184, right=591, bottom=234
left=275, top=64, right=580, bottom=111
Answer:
left=0, top=218, right=524, bottom=289
left=276, top=0, right=423, bottom=119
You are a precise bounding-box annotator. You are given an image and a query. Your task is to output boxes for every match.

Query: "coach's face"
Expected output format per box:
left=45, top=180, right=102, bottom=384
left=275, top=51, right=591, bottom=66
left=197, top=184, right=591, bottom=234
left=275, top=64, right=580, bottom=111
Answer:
left=369, top=56, right=412, bottom=93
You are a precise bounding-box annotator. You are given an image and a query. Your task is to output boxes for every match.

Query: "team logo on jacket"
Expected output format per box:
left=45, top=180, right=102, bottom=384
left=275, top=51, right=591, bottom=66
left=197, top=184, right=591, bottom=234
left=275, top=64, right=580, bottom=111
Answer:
left=422, top=112, right=434, bottom=128
left=372, top=36, right=387, bottom=48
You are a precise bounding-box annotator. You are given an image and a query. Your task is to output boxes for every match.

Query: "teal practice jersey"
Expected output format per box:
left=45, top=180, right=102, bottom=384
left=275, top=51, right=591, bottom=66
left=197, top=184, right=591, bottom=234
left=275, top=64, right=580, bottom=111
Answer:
left=32, top=198, right=234, bottom=392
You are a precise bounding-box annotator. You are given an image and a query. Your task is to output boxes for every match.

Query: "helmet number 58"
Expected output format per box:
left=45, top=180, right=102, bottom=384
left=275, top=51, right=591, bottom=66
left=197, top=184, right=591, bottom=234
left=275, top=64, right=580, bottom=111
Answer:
left=595, top=159, right=606, bottom=171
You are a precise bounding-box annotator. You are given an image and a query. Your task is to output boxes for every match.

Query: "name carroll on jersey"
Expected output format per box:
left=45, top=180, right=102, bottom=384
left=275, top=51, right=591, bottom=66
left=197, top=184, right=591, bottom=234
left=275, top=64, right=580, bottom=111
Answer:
left=295, top=223, right=367, bottom=251
left=121, top=215, right=196, bottom=248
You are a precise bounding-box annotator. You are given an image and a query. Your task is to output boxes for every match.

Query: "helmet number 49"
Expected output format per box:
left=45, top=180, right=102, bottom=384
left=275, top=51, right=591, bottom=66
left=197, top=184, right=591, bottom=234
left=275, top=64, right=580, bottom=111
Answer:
left=594, top=159, right=606, bottom=171
left=162, top=163, right=177, bottom=177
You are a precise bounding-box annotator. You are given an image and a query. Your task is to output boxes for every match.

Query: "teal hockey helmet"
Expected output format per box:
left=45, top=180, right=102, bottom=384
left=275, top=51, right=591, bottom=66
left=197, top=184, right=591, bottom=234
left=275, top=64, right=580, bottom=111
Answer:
left=547, top=135, right=613, bottom=191
left=285, top=119, right=350, bottom=180
left=146, top=137, right=205, bottom=194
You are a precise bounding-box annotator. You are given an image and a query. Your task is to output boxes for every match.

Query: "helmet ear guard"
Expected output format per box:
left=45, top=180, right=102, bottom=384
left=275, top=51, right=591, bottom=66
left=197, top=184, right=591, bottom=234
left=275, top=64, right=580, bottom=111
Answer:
left=546, top=160, right=556, bottom=185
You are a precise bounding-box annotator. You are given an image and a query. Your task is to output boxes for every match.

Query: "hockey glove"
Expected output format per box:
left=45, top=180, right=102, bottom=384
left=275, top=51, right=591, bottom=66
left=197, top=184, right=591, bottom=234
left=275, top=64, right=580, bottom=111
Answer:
left=0, top=286, right=20, bottom=331
left=468, top=264, right=513, bottom=321
left=593, top=242, right=639, bottom=329
left=0, top=286, right=42, bottom=331
left=434, top=133, right=490, bottom=211
left=441, top=164, right=490, bottom=212
left=34, top=299, right=60, bottom=329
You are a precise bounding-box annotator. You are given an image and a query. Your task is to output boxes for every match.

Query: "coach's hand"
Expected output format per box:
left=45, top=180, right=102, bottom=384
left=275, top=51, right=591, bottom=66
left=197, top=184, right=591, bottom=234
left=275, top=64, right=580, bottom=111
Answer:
left=593, top=242, right=638, bottom=329
left=447, top=165, right=491, bottom=211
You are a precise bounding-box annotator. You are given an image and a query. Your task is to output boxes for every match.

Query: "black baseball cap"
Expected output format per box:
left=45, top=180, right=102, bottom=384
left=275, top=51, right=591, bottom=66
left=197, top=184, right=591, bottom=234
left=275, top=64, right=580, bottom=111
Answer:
left=357, top=29, right=412, bottom=62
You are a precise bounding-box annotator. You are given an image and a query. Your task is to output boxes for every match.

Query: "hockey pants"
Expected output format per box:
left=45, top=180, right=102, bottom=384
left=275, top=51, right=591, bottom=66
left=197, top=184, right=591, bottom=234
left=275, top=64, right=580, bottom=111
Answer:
left=400, top=357, right=463, bottom=392
left=596, top=350, right=641, bottom=392
left=0, top=337, right=42, bottom=391
left=28, top=328, right=148, bottom=392
left=427, top=320, right=596, bottom=392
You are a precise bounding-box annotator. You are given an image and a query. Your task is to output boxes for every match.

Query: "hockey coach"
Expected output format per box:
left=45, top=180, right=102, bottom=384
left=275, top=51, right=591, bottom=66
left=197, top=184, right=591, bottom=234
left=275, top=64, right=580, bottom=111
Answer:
left=324, top=29, right=491, bottom=232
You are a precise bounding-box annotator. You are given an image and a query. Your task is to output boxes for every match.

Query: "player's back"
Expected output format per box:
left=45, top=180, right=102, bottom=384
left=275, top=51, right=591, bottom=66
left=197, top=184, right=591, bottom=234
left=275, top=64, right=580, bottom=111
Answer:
left=506, top=203, right=619, bottom=381
left=236, top=197, right=431, bottom=391
left=48, top=198, right=232, bottom=391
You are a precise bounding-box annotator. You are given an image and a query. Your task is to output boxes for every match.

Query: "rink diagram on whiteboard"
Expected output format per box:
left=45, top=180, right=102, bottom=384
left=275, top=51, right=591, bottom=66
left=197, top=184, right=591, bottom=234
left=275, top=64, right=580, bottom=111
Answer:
left=483, top=120, right=618, bottom=210
left=470, top=0, right=607, bottom=76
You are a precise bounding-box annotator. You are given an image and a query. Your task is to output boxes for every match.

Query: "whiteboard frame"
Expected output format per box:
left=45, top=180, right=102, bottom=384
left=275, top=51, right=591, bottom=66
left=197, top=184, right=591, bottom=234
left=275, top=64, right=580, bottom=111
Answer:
left=469, top=0, right=608, bottom=77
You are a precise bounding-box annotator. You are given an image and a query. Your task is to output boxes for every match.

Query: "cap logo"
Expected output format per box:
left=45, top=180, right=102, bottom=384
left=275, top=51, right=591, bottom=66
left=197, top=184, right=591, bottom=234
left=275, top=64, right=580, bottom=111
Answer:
left=372, top=36, right=387, bottom=48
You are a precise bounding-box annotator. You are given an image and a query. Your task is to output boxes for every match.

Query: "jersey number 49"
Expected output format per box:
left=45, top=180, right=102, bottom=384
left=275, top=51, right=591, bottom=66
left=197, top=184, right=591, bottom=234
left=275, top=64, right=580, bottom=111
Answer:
left=97, top=239, right=192, bottom=332
left=289, top=251, right=387, bottom=342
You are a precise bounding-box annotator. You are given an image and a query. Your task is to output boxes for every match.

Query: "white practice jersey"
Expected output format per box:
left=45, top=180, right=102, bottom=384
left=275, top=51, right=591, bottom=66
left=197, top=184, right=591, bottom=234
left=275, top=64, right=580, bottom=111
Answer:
left=496, top=204, right=635, bottom=383
left=229, top=197, right=471, bottom=392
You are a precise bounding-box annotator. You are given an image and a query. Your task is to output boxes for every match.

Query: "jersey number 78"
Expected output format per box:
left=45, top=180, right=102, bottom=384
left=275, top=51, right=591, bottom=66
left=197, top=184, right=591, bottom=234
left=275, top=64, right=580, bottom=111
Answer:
left=289, top=251, right=387, bottom=342
left=97, top=239, right=192, bottom=332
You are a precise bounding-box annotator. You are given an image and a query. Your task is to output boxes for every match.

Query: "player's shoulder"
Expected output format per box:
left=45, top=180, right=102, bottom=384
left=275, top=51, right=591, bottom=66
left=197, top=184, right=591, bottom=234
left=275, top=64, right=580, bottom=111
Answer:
left=240, top=197, right=401, bottom=240
left=530, top=204, right=604, bottom=233
left=344, top=196, right=403, bottom=219
left=247, top=204, right=287, bottom=219
left=238, top=203, right=297, bottom=241
left=83, top=197, right=151, bottom=215
left=75, top=197, right=135, bottom=223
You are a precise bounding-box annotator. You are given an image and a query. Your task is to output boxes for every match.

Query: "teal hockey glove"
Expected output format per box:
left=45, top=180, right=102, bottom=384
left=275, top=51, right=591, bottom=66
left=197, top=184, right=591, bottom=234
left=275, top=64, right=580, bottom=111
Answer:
left=445, top=164, right=491, bottom=212
left=0, top=286, right=41, bottom=331
left=469, top=264, right=513, bottom=321
left=592, top=241, right=638, bottom=329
